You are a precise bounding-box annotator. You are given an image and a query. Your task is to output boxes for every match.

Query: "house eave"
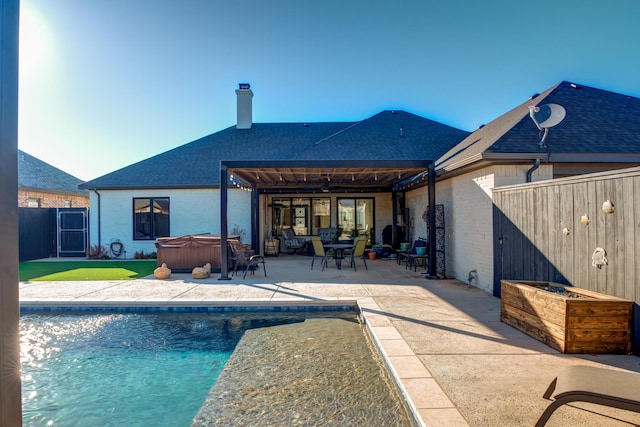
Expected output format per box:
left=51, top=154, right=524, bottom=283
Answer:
left=78, top=184, right=218, bottom=191
left=19, top=186, right=89, bottom=197
left=435, top=151, right=640, bottom=181
left=547, top=152, right=640, bottom=163
left=436, top=152, right=550, bottom=178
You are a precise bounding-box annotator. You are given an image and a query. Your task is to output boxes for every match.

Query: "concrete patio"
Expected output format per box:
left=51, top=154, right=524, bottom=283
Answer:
left=20, top=255, right=640, bottom=426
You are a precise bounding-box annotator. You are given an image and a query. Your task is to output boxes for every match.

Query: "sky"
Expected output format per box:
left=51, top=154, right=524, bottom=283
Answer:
left=18, top=0, right=640, bottom=181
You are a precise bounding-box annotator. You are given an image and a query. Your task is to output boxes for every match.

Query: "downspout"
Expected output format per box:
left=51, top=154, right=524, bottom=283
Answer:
left=92, top=189, right=101, bottom=247
left=526, top=159, right=540, bottom=183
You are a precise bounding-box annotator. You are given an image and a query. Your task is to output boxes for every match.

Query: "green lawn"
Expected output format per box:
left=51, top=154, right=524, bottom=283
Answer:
left=19, top=260, right=157, bottom=281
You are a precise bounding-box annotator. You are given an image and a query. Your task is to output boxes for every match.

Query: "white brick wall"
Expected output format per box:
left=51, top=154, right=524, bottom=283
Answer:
left=404, top=191, right=428, bottom=241
left=449, top=171, right=495, bottom=292
left=88, top=188, right=252, bottom=257
left=406, top=163, right=552, bottom=293
left=374, top=193, right=393, bottom=245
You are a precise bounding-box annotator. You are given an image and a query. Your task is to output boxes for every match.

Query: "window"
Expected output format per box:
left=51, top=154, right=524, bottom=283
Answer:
left=133, top=198, right=170, bottom=240
left=271, top=197, right=330, bottom=237
left=311, top=198, right=331, bottom=232
left=27, top=198, right=40, bottom=208
left=338, top=198, right=374, bottom=244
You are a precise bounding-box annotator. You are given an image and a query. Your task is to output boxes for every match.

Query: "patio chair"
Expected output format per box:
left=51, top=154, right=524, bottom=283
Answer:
left=318, top=227, right=338, bottom=244
left=230, top=243, right=266, bottom=279
left=279, top=228, right=306, bottom=254
left=346, top=236, right=368, bottom=271
left=397, top=237, right=427, bottom=266
left=310, top=236, right=332, bottom=270
left=535, top=365, right=640, bottom=426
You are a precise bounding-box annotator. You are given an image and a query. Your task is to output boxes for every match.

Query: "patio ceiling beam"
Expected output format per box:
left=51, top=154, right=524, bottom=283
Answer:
left=227, top=162, right=433, bottom=192
left=223, top=159, right=432, bottom=170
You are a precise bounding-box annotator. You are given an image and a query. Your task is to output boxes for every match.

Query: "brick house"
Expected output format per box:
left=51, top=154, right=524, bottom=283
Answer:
left=18, top=149, right=89, bottom=208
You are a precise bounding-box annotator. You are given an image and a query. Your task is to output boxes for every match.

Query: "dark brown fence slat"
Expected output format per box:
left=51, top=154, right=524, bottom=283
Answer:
left=18, top=208, right=56, bottom=261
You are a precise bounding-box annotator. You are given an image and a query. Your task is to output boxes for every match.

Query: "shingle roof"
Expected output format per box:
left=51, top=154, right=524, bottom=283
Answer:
left=436, top=81, right=640, bottom=173
left=18, top=150, right=87, bottom=196
left=291, top=111, right=470, bottom=161
left=80, top=111, right=469, bottom=190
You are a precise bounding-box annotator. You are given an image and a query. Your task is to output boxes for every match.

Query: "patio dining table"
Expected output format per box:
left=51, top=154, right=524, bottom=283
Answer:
left=323, top=243, right=354, bottom=270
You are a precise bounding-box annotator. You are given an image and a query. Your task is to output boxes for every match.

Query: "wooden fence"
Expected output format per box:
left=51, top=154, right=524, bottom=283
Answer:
left=19, top=208, right=57, bottom=261
left=19, top=207, right=88, bottom=261
left=492, top=166, right=640, bottom=353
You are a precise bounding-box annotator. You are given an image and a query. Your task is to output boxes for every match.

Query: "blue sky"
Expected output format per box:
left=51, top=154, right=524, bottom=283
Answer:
left=19, top=0, right=640, bottom=181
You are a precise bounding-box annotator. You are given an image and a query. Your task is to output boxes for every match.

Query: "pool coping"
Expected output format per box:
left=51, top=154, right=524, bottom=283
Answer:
left=21, top=298, right=469, bottom=427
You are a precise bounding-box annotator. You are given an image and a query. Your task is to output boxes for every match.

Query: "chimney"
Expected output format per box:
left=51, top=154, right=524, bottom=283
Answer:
left=235, top=83, right=253, bottom=129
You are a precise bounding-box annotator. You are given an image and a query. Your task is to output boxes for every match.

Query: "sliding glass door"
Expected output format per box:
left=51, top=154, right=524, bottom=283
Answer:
left=337, top=198, right=374, bottom=244
left=272, top=197, right=331, bottom=237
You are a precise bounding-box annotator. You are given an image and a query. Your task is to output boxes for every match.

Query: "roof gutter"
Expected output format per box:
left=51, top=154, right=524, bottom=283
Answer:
left=436, top=152, right=550, bottom=177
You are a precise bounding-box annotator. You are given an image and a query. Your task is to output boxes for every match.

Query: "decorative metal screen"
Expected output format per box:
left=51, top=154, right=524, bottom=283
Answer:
left=423, top=204, right=445, bottom=277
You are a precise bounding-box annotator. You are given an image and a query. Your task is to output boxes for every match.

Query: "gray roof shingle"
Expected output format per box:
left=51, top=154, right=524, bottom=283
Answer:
left=18, top=150, right=87, bottom=196
left=80, top=111, right=469, bottom=190
left=291, top=111, right=470, bottom=161
left=437, top=81, right=640, bottom=173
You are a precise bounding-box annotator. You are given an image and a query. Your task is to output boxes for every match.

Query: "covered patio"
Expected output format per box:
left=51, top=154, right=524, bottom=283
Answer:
left=218, top=159, right=438, bottom=280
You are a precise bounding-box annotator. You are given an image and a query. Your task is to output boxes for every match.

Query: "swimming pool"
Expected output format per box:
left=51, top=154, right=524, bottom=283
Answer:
left=20, top=308, right=413, bottom=426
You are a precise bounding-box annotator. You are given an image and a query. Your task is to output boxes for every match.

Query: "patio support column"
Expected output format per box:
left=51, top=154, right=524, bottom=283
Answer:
left=0, top=0, right=23, bottom=424
left=219, top=162, right=231, bottom=280
left=426, top=163, right=438, bottom=279
left=391, top=189, right=398, bottom=248
left=251, top=187, right=259, bottom=252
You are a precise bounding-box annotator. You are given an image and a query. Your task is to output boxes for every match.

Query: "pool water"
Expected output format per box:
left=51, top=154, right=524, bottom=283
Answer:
left=20, top=312, right=307, bottom=427
left=194, top=316, right=414, bottom=426
left=21, top=311, right=413, bottom=427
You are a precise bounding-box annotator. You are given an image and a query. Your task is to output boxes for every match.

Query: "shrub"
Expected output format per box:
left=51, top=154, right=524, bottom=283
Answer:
left=231, top=224, right=246, bottom=243
left=133, top=250, right=147, bottom=259
left=88, top=244, right=109, bottom=259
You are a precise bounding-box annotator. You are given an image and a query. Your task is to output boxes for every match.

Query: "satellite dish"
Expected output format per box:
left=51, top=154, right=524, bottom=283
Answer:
left=528, top=103, right=566, bottom=148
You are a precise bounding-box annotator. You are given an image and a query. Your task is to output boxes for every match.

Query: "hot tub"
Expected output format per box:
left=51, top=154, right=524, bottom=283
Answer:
left=155, top=234, right=240, bottom=272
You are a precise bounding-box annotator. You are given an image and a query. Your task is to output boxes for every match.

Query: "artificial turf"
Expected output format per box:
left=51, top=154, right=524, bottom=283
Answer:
left=19, top=260, right=157, bottom=281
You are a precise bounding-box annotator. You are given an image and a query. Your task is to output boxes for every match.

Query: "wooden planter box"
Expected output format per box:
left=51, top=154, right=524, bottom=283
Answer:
left=500, top=280, right=633, bottom=354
